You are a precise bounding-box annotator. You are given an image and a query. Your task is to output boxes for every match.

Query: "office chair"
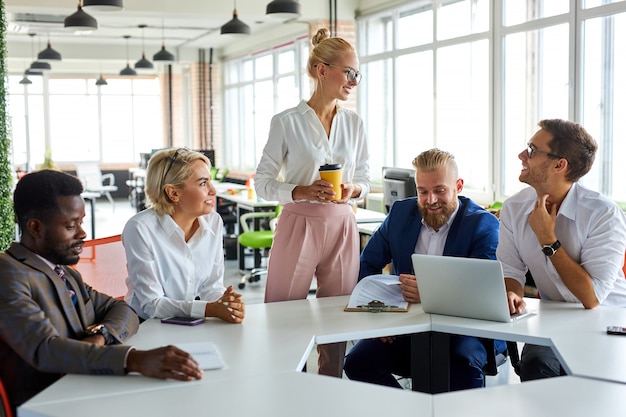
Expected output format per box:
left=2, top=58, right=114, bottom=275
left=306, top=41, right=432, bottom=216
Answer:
left=74, top=235, right=128, bottom=299
left=237, top=206, right=280, bottom=289
left=75, top=163, right=118, bottom=211
left=0, top=377, right=13, bottom=417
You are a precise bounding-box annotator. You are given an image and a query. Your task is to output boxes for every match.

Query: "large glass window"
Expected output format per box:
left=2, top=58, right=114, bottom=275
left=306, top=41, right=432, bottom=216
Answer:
left=359, top=0, right=626, bottom=204
left=223, top=38, right=309, bottom=171
left=359, top=4, right=492, bottom=201
left=7, top=75, right=163, bottom=168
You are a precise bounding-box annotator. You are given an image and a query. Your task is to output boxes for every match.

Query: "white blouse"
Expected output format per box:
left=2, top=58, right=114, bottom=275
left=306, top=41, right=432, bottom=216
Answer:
left=255, top=100, right=370, bottom=205
left=123, top=208, right=226, bottom=320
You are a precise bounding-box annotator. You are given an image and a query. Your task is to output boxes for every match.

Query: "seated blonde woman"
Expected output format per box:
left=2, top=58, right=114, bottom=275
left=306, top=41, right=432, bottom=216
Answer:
left=123, top=148, right=245, bottom=323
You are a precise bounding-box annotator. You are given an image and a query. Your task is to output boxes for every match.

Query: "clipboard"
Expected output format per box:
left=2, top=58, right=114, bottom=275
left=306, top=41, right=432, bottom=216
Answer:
left=344, top=274, right=410, bottom=313
left=344, top=299, right=410, bottom=313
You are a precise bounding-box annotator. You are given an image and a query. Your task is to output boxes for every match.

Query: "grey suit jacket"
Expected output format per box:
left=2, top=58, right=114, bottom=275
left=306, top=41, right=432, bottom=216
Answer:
left=0, top=242, right=139, bottom=409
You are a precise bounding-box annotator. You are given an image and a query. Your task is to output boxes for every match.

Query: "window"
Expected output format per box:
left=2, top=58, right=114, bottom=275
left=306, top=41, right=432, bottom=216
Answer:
left=223, top=38, right=309, bottom=171
left=359, top=0, right=626, bottom=204
left=7, top=75, right=163, bottom=168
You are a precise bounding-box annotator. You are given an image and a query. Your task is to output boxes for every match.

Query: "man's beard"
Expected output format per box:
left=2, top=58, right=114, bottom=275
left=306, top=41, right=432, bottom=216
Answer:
left=418, top=199, right=457, bottom=230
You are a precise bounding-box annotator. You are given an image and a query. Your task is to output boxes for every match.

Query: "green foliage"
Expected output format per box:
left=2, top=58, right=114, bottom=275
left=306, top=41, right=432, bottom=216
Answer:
left=0, top=2, right=16, bottom=250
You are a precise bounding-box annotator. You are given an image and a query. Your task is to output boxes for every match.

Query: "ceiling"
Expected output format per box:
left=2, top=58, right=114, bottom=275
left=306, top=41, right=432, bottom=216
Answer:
left=5, top=0, right=363, bottom=74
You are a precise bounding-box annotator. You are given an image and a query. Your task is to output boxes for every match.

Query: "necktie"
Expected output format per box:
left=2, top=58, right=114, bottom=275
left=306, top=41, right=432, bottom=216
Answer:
left=55, top=266, right=77, bottom=306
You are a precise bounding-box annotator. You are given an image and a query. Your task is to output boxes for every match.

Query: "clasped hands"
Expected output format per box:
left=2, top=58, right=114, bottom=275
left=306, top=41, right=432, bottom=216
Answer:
left=205, top=285, right=245, bottom=323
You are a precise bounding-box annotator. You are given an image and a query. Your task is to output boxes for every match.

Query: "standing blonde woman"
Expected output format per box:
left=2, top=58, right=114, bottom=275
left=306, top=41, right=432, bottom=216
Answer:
left=255, top=28, right=370, bottom=377
left=123, top=148, right=245, bottom=323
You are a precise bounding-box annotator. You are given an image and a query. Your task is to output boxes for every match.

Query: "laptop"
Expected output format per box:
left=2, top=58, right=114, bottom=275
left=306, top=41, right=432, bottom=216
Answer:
left=411, top=254, right=532, bottom=323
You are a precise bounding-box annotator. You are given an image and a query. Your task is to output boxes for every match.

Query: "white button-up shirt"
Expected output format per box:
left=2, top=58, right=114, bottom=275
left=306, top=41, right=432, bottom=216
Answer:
left=123, top=208, right=226, bottom=319
left=497, top=183, right=626, bottom=306
left=255, top=100, right=370, bottom=205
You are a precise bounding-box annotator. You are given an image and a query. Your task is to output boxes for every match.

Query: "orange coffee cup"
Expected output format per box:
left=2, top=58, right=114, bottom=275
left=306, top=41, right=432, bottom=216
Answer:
left=319, top=164, right=342, bottom=201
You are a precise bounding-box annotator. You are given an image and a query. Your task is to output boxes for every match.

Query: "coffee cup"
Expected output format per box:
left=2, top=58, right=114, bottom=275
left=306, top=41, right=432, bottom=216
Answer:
left=319, top=164, right=342, bottom=201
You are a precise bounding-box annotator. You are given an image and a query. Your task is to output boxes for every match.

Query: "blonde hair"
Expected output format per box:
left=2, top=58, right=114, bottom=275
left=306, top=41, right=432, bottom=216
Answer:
left=144, top=148, right=210, bottom=215
left=306, top=28, right=355, bottom=80
left=412, top=148, right=458, bottom=177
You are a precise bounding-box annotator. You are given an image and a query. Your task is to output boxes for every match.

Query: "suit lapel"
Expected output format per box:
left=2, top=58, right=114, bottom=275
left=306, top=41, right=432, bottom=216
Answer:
left=7, top=243, right=86, bottom=334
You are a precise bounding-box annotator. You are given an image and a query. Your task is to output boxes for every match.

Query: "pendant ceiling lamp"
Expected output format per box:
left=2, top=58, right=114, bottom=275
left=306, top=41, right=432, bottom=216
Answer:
left=266, top=0, right=301, bottom=19
left=134, top=24, right=154, bottom=70
left=37, top=36, right=62, bottom=61
left=120, top=35, right=137, bottom=76
left=19, top=72, right=33, bottom=85
left=64, top=1, right=98, bottom=32
left=221, top=0, right=250, bottom=35
left=28, top=34, right=52, bottom=72
left=82, top=0, right=124, bottom=12
left=153, top=19, right=175, bottom=62
left=95, top=73, right=108, bottom=86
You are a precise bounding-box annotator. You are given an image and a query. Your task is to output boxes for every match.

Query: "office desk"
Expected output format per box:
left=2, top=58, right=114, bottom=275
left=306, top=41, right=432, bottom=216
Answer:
left=19, top=297, right=626, bottom=417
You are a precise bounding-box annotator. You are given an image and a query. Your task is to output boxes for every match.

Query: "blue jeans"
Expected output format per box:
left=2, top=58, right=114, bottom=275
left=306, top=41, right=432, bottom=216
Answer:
left=344, top=334, right=507, bottom=391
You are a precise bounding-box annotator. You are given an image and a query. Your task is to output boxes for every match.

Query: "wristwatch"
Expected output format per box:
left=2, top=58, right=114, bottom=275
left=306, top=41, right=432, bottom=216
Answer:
left=542, top=240, right=561, bottom=257
left=85, top=324, right=114, bottom=345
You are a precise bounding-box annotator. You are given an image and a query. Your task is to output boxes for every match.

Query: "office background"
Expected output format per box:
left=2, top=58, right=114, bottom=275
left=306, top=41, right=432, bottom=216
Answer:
left=5, top=0, right=626, bottom=205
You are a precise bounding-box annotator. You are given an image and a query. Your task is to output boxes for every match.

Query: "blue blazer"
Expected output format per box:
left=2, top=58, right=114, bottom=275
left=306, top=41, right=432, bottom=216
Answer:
left=359, top=196, right=499, bottom=279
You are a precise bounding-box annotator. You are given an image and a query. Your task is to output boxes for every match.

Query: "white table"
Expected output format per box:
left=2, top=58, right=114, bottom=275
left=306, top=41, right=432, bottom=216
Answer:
left=18, top=296, right=626, bottom=417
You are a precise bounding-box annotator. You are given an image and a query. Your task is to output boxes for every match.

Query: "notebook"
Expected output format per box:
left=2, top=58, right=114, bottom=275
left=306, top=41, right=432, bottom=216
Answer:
left=411, top=254, right=532, bottom=323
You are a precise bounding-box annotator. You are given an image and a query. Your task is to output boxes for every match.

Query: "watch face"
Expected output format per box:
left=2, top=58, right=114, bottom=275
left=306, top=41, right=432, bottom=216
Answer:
left=542, top=246, right=555, bottom=256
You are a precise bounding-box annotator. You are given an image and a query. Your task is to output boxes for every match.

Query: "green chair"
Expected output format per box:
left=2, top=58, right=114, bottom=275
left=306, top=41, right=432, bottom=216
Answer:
left=237, top=206, right=280, bottom=289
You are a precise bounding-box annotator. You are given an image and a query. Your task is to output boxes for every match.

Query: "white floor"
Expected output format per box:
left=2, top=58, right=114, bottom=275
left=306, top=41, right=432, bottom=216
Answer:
left=90, top=197, right=522, bottom=387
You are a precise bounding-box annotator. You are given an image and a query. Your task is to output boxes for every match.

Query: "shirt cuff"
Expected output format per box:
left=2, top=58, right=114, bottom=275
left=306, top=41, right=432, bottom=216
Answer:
left=124, top=346, right=136, bottom=373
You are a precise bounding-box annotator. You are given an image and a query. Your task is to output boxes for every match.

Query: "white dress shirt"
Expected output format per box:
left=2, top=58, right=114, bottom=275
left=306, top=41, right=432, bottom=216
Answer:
left=255, top=100, right=370, bottom=205
left=123, top=208, right=226, bottom=320
left=497, top=183, right=626, bottom=306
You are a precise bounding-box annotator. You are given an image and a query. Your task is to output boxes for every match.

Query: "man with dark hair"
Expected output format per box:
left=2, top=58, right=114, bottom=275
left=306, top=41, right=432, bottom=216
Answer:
left=499, top=119, right=626, bottom=380
left=344, top=149, right=504, bottom=391
left=0, top=170, right=203, bottom=414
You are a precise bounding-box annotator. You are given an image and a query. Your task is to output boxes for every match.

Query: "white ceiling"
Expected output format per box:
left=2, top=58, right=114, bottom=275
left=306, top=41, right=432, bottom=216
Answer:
left=5, top=0, right=366, bottom=74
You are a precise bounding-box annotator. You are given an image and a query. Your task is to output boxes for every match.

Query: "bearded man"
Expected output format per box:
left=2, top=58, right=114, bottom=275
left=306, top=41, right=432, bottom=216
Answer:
left=344, top=148, right=505, bottom=391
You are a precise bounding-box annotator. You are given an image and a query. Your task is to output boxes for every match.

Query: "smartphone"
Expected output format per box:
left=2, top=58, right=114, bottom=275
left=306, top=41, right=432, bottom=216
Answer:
left=161, top=316, right=205, bottom=326
left=606, top=326, right=626, bottom=335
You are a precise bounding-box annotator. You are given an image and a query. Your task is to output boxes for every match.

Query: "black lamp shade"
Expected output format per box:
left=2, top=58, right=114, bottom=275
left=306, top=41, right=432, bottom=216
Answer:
left=83, top=0, right=124, bottom=11
left=120, top=64, right=137, bottom=76
left=153, top=46, right=175, bottom=62
left=135, top=53, right=154, bottom=69
left=220, top=10, right=251, bottom=35
left=266, top=0, right=301, bottom=19
left=30, top=61, right=52, bottom=71
left=25, top=68, right=43, bottom=76
left=38, top=41, right=62, bottom=61
left=95, top=75, right=108, bottom=86
left=64, top=5, right=98, bottom=31
left=19, top=75, right=33, bottom=85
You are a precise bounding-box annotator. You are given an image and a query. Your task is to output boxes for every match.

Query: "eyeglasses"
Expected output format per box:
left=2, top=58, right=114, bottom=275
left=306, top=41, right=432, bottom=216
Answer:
left=526, top=143, right=563, bottom=160
left=162, top=148, right=181, bottom=183
left=324, top=63, right=362, bottom=85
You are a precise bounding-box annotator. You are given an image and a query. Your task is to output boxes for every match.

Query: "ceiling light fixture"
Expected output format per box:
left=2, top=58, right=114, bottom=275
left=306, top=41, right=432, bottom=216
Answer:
left=266, top=0, right=301, bottom=19
left=28, top=34, right=51, bottom=72
left=220, top=0, right=250, bottom=35
left=82, top=0, right=124, bottom=12
left=64, top=1, right=98, bottom=32
left=95, top=74, right=108, bottom=86
left=134, top=24, right=154, bottom=70
left=153, top=19, right=175, bottom=62
left=37, top=35, right=62, bottom=61
left=19, top=72, right=33, bottom=85
left=120, top=35, right=137, bottom=76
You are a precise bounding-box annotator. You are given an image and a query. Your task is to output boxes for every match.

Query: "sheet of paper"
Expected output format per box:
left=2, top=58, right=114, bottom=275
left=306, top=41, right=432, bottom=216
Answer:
left=346, top=274, right=408, bottom=309
left=175, top=341, right=226, bottom=370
